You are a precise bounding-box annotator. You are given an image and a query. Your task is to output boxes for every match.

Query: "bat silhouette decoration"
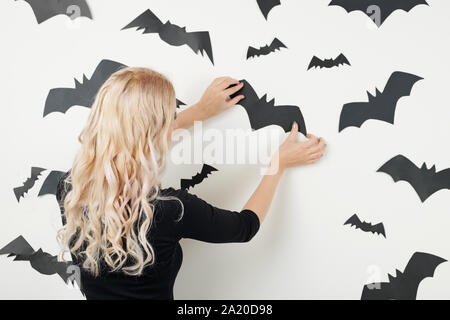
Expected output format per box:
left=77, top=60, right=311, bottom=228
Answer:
left=44, top=59, right=126, bottom=117
left=361, top=252, right=446, bottom=300
left=13, top=167, right=45, bottom=202
left=229, top=80, right=307, bottom=135
left=0, top=235, right=81, bottom=287
left=256, top=0, right=281, bottom=19
left=38, top=170, right=66, bottom=197
left=338, top=71, right=423, bottom=132
left=16, top=0, right=92, bottom=24
left=122, top=9, right=214, bottom=65
left=377, top=155, right=450, bottom=203
left=308, top=54, right=350, bottom=70
left=329, top=0, right=429, bottom=27
left=344, top=214, right=386, bottom=238
left=180, top=164, right=218, bottom=190
left=247, top=38, right=287, bottom=60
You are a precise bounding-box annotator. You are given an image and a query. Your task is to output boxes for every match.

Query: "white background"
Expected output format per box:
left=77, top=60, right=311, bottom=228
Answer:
left=0, top=0, right=449, bottom=299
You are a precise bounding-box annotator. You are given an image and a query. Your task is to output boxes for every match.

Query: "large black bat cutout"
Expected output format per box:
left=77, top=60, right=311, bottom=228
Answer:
left=16, top=0, right=92, bottom=24
left=338, top=71, right=422, bottom=132
left=308, top=54, right=350, bottom=70
left=122, top=9, right=214, bottom=65
left=13, top=167, right=45, bottom=202
left=44, top=59, right=126, bottom=117
left=344, top=214, right=386, bottom=238
left=181, top=164, right=218, bottom=190
left=0, top=235, right=80, bottom=288
left=329, top=0, right=429, bottom=27
left=362, top=252, right=446, bottom=300
left=247, top=38, right=287, bottom=60
left=230, top=80, right=307, bottom=135
left=256, top=0, right=281, bottom=20
left=377, top=155, right=450, bottom=203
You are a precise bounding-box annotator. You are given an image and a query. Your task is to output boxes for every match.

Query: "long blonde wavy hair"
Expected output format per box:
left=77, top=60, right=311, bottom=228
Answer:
left=57, top=67, right=178, bottom=276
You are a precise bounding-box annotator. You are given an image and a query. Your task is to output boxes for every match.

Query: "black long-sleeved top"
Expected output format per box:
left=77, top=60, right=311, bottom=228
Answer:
left=56, top=171, right=260, bottom=300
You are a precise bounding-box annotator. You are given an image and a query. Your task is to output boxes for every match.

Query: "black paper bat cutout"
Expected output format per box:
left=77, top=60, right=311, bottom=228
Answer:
left=307, top=54, right=350, bottom=70
left=16, top=0, right=92, bottom=24
left=344, top=214, right=386, bottom=238
left=256, top=0, right=281, bottom=19
left=361, top=252, right=446, bottom=300
left=247, top=38, right=287, bottom=60
left=329, top=0, right=429, bottom=27
left=44, top=59, right=126, bottom=117
left=38, top=170, right=66, bottom=197
left=377, top=155, right=450, bottom=202
left=0, top=235, right=80, bottom=287
left=181, top=164, right=218, bottom=190
left=338, top=71, right=422, bottom=132
left=13, top=167, right=46, bottom=202
left=230, top=80, right=306, bottom=135
left=122, top=9, right=214, bottom=65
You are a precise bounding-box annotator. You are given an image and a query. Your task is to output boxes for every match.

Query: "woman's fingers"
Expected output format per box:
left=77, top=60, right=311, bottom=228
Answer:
left=224, top=81, right=244, bottom=96
left=227, top=95, right=245, bottom=107
left=217, top=77, right=239, bottom=90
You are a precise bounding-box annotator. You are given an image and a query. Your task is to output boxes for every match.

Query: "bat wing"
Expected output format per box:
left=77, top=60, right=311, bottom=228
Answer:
left=13, top=167, right=46, bottom=202
left=39, top=170, right=66, bottom=197
left=377, top=155, right=429, bottom=202
left=247, top=46, right=260, bottom=59
left=269, top=38, right=287, bottom=52
left=338, top=101, right=374, bottom=131
left=335, top=53, right=351, bottom=67
left=183, top=31, right=214, bottom=65
left=373, top=223, right=386, bottom=238
left=181, top=164, right=218, bottom=190
left=0, top=235, right=35, bottom=257
left=403, top=252, right=447, bottom=284
left=430, top=169, right=450, bottom=199
left=308, top=56, right=323, bottom=70
left=381, top=71, right=423, bottom=109
left=87, top=59, right=127, bottom=96
left=256, top=0, right=281, bottom=19
left=44, top=87, right=87, bottom=116
left=176, top=99, right=185, bottom=108
left=344, top=214, right=362, bottom=228
left=19, top=0, right=92, bottom=24
left=121, top=9, right=163, bottom=33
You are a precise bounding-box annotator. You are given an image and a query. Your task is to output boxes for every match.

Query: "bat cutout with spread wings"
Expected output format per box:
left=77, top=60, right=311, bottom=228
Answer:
left=13, top=167, right=45, bottom=202
left=229, top=80, right=307, bottom=135
left=247, top=38, right=287, bottom=60
left=329, top=0, right=429, bottom=27
left=344, top=214, right=386, bottom=238
left=377, top=155, right=450, bottom=203
left=361, top=252, right=446, bottom=300
left=180, top=164, right=218, bottom=190
left=122, top=9, right=214, bottom=65
left=44, top=59, right=126, bottom=117
left=16, top=0, right=92, bottom=24
left=0, top=235, right=81, bottom=288
left=256, top=0, right=281, bottom=19
left=38, top=170, right=66, bottom=197
left=308, top=54, right=350, bottom=70
left=339, top=71, right=423, bottom=132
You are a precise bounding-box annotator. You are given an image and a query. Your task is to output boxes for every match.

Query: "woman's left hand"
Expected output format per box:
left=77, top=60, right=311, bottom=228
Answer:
left=194, top=77, right=245, bottom=121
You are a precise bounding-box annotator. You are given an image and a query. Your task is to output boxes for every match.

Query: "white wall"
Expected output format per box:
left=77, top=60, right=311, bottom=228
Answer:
left=1, top=0, right=449, bottom=299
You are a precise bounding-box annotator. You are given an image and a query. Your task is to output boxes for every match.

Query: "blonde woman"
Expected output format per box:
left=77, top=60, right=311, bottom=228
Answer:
left=56, top=67, right=326, bottom=300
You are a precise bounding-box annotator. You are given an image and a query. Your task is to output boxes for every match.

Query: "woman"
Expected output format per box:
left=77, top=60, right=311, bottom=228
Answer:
left=56, top=67, right=326, bottom=299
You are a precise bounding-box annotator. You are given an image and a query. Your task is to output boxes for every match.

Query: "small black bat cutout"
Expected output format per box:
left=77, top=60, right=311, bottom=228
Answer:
left=307, top=54, right=350, bottom=70
left=247, top=38, right=287, bottom=60
left=181, top=164, right=218, bottom=190
left=344, top=214, right=386, bottom=238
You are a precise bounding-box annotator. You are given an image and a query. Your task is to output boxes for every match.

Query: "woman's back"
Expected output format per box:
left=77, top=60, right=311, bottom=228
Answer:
left=56, top=171, right=260, bottom=300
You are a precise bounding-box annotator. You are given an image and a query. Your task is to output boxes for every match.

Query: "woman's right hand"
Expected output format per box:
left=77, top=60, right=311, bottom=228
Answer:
left=277, top=122, right=326, bottom=170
